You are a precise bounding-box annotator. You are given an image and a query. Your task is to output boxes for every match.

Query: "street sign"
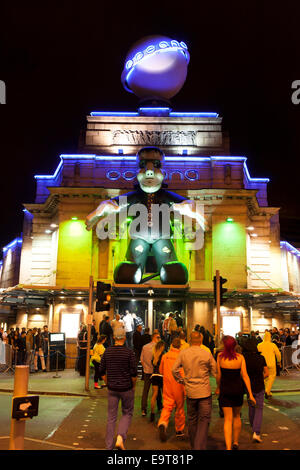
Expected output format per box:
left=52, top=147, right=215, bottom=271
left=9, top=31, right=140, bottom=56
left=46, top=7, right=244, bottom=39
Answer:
left=12, top=395, right=39, bottom=420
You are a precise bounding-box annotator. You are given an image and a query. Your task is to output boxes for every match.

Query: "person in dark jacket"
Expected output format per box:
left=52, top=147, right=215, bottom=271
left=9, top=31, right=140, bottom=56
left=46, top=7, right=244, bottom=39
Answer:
left=91, top=320, right=98, bottom=348
left=12, top=332, right=22, bottom=365
left=102, top=316, right=113, bottom=348
left=33, top=329, right=47, bottom=372
left=133, top=325, right=143, bottom=366
left=242, top=338, right=269, bottom=443
left=77, top=325, right=88, bottom=376
left=141, top=327, right=152, bottom=347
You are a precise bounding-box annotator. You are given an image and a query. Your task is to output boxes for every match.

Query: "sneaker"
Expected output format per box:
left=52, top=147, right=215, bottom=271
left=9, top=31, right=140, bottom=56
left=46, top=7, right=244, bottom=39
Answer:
left=158, top=424, right=167, bottom=442
left=142, top=410, right=147, bottom=417
left=253, top=432, right=262, bottom=443
left=94, top=383, right=101, bottom=389
left=176, top=430, right=184, bottom=438
left=115, top=434, right=125, bottom=450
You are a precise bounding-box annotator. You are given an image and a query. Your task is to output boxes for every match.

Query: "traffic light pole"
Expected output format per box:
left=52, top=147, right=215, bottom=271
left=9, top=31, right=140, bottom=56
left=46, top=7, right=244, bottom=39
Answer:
left=215, top=270, right=221, bottom=347
left=9, top=365, right=29, bottom=450
left=85, top=275, right=94, bottom=392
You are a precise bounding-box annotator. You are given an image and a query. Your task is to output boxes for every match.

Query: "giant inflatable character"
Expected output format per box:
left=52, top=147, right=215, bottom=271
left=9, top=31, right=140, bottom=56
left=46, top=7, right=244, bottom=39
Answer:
left=86, top=146, right=198, bottom=284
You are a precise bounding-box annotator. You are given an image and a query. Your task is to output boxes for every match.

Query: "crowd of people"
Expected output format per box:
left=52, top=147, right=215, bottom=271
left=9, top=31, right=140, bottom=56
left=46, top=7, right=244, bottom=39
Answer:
left=93, top=316, right=300, bottom=451
left=0, top=325, right=49, bottom=372
left=2, top=316, right=298, bottom=451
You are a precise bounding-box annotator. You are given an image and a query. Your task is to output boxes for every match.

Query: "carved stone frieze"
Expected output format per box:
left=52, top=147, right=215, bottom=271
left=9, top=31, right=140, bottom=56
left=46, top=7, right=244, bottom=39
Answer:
left=112, top=129, right=197, bottom=146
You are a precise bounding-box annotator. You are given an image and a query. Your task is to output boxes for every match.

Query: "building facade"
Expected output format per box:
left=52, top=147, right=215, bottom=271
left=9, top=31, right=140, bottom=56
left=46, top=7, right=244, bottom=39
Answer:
left=1, top=107, right=299, bottom=366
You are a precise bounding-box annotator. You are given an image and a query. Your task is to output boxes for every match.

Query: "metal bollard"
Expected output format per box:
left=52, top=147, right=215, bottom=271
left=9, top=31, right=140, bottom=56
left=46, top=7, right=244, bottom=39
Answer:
left=52, top=350, right=61, bottom=379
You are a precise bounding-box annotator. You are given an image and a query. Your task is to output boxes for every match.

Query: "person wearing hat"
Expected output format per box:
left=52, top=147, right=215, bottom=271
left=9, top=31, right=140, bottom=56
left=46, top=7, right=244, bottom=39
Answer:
left=98, top=326, right=137, bottom=450
left=242, top=338, right=269, bottom=443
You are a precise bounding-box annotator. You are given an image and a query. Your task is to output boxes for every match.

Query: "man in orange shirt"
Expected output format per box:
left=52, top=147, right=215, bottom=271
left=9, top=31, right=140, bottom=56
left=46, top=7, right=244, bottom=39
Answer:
left=157, top=337, right=185, bottom=441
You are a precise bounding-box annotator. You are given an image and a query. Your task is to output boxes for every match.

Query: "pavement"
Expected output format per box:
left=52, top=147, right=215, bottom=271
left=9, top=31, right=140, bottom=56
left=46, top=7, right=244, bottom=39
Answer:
left=0, top=367, right=300, bottom=397
left=1, top=367, right=300, bottom=453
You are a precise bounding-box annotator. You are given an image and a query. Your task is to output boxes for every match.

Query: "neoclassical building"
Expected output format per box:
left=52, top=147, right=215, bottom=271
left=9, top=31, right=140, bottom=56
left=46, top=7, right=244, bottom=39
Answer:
left=1, top=106, right=299, bottom=366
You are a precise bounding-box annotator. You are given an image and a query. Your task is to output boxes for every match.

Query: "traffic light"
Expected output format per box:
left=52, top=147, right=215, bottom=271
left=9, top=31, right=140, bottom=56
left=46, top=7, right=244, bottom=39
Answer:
left=213, top=274, right=228, bottom=306
left=213, top=276, right=217, bottom=306
left=220, top=276, right=228, bottom=305
left=96, top=281, right=111, bottom=312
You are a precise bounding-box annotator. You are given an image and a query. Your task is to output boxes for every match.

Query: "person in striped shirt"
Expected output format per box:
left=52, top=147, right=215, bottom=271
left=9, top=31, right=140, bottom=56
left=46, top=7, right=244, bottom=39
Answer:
left=99, top=326, right=137, bottom=450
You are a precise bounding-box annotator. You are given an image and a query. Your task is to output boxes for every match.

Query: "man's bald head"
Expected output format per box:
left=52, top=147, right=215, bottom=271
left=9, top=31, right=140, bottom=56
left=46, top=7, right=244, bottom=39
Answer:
left=190, top=331, right=203, bottom=345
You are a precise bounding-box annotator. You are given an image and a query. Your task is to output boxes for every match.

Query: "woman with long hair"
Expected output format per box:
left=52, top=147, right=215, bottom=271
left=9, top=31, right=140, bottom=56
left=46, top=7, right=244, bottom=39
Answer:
left=150, top=340, right=165, bottom=422
left=216, top=335, right=256, bottom=450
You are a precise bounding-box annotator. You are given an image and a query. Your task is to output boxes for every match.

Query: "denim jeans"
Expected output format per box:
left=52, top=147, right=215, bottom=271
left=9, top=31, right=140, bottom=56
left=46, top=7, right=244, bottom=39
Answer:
left=106, top=388, right=135, bottom=450
left=248, top=389, right=264, bottom=434
left=186, top=395, right=212, bottom=450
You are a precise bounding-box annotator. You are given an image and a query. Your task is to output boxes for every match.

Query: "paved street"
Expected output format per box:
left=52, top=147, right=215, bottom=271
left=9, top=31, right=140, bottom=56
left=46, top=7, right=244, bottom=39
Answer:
left=1, top=369, right=300, bottom=451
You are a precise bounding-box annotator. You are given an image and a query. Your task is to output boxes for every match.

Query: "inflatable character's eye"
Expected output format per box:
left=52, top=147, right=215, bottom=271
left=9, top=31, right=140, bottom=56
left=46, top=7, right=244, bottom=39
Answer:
left=153, top=160, right=162, bottom=169
left=139, top=160, right=147, bottom=169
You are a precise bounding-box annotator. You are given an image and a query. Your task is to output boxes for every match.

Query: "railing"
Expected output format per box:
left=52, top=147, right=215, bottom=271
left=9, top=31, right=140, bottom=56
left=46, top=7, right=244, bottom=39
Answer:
left=281, top=343, right=300, bottom=375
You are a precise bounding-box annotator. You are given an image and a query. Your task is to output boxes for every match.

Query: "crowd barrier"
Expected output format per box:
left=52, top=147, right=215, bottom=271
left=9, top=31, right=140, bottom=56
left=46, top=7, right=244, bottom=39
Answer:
left=281, top=343, right=300, bottom=375
left=0, top=342, right=88, bottom=374
left=0, top=342, right=13, bottom=372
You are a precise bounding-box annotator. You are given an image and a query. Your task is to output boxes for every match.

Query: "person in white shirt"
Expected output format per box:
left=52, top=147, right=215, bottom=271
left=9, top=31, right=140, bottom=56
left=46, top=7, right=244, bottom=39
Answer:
left=123, top=310, right=134, bottom=349
left=111, top=314, right=124, bottom=335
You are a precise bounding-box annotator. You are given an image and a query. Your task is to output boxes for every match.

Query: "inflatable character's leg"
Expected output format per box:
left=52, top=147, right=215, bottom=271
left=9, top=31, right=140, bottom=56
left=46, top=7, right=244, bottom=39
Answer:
left=151, top=239, right=188, bottom=285
left=113, top=239, right=150, bottom=284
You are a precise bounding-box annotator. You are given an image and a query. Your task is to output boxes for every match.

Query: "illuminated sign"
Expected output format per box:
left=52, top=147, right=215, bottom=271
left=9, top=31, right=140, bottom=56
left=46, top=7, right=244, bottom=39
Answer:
left=125, top=39, right=189, bottom=74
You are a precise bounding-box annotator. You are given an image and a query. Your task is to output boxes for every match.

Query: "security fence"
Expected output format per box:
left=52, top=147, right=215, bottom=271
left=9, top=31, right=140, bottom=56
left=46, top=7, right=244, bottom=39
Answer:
left=281, top=342, right=300, bottom=375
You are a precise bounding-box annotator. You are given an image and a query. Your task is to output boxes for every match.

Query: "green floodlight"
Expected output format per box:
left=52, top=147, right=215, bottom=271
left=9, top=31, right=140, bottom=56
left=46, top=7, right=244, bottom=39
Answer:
left=226, top=217, right=234, bottom=223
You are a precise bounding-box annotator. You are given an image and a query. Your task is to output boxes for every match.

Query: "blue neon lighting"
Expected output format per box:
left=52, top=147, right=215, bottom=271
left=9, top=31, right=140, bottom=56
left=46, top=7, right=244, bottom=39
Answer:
left=138, top=107, right=171, bottom=112
left=280, top=241, right=300, bottom=256
left=243, top=162, right=270, bottom=183
left=90, top=110, right=219, bottom=118
left=90, top=111, right=139, bottom=117
left=34, top=154, right=269, bottom=186
left=2, top=237, right=22, bottom=253
left=34, top=159, right=63, bottom=180
left=124, top=39, right=189, bottom=73
left=159, top=41, right=169, bottom=48
left=170, top=112, right=219, bottom=118
left=146, top=45, right=155, bottom=54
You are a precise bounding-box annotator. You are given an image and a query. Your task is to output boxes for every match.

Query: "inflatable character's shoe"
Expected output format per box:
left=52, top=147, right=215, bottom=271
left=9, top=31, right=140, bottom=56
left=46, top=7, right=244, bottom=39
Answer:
left=114, top=262, right=143, bottom=284
left=160, top=262, right=188, bottom=285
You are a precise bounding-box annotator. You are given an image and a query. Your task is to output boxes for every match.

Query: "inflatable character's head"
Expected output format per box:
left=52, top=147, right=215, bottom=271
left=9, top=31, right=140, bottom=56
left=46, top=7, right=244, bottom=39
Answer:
left=136, top=146, right=165, bottom=194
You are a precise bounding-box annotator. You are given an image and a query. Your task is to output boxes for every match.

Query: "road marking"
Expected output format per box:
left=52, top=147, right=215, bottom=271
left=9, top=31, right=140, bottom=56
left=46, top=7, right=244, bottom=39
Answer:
left=23, top=437, right=83, bottom=450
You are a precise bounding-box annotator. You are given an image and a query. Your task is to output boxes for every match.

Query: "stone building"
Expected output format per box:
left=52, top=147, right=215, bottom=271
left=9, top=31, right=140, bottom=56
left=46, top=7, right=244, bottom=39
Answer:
left=1, top=107, right=299, bottom=366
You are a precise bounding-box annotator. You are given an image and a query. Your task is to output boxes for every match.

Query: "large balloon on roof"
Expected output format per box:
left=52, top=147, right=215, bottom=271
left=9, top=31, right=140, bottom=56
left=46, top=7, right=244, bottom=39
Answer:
left=121, top=35, right=190, bottom=101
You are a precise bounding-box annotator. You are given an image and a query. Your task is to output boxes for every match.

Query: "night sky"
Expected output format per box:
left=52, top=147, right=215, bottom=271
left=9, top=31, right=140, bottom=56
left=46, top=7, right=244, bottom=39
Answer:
left=0, top=2, right=300, bottom=251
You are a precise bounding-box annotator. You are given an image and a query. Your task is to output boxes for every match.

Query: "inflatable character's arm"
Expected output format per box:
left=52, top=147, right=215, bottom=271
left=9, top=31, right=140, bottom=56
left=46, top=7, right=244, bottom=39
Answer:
left=85, top=199, right=120, bottom=231
left=172, top=200, right=207, bottom=232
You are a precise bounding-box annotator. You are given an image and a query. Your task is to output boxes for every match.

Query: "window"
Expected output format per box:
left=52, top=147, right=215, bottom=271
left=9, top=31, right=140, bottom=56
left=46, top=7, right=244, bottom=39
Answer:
left=60, top=311, right=81, bottom=339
